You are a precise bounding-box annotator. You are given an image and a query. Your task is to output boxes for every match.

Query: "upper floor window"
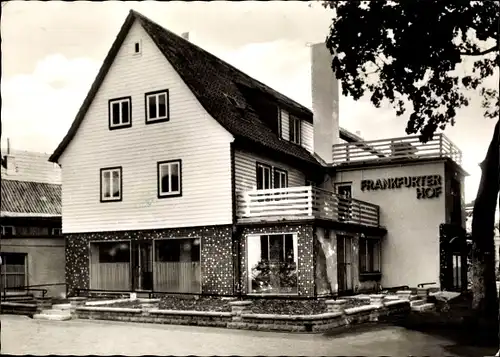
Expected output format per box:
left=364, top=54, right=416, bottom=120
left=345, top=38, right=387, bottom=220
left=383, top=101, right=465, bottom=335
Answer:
left=108, top=97, right=132, bottom=130
left=289, top=115, right=301, bottom=144
left=146, top=90, right=170, bottom=124
left=1, top=225, right=16, bottom=236
left=278, top=108, right=288, bottom=140
left=100, top=167, right=122, bottom=202
left=336, top=182, right=353, bottom=222
left=51, top=228, right=62, bottom=236
left=273, top=168, right=288, bottom=189
left=336, top=183, right=352, bottom=199
left=157, top=160, right=182, bottom=198
left=15, top=226, right=49, bottom=236
left=256, top=163, right=272, bottom=190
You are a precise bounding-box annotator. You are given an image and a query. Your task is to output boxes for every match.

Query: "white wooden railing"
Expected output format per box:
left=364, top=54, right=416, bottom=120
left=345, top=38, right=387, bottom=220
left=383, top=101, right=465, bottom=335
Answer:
left=332, top=133, right=462, bottom=165
left=237, top=186, right=380, bottom=227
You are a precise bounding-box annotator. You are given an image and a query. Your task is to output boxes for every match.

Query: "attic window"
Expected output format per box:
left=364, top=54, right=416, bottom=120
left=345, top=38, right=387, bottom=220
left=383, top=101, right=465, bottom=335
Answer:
left=108, top=97, right=132, bottom=130
left=289, top=115, right=301, bottom=145
left=224, top=94, right=245, bottom=110
left=133, top=40, right=142, bottom=55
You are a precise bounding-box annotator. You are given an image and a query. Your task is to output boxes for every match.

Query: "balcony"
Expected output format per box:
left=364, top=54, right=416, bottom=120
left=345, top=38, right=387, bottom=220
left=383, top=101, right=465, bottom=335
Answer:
left=332, top=133, right=462, bottom=166
left=236, top=186, right=380, bottom=227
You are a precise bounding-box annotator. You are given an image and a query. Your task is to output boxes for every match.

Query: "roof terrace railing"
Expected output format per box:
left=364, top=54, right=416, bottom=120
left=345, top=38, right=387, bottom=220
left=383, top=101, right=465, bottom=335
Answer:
left=332, top=133, right=463, bottom=166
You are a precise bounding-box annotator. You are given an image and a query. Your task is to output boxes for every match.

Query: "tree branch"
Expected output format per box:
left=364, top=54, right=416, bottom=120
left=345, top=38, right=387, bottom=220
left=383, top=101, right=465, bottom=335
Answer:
left=460, top=45, right=498, bottom=56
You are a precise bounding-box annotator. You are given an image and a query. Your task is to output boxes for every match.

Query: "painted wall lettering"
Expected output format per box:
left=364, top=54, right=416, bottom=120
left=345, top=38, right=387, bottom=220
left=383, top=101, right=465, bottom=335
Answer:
left=360, top=174, right=443, bottom=199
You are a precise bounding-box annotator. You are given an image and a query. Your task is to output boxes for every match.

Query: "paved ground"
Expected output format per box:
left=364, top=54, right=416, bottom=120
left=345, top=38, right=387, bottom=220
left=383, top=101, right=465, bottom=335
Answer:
left=1, top=314, right=497, bottom=356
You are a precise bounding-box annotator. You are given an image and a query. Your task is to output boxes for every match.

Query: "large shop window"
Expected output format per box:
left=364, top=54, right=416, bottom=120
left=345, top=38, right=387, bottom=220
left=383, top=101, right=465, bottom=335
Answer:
left=247, top=234, right=298, bottom=294
left=154, top=238, right=201, bottom=293
left=90, top=241, right=131, bottom=291
left=0, top=253, right=27, bottom=290
left=359, top=238, right=381, bottom=275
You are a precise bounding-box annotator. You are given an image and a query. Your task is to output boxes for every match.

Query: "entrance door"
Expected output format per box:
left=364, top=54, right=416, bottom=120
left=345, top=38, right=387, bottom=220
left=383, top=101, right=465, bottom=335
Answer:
left=131, top=241, right=153, bottom=291
left=337, top=235, right=353, bottom=293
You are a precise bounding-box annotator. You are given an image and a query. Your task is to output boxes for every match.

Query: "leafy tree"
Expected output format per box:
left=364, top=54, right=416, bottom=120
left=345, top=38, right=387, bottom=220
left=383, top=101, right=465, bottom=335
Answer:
left=322, top=0, right=499, bottom=339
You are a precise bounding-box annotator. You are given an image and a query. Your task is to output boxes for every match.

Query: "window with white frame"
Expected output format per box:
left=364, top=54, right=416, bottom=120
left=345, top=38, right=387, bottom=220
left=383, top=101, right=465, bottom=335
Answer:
left=359, top=238, right=381, bottom=273
left=289, top=115, right=301, bottom=144
left=100, top=167, right=122, bottom=202
left=146, top=90, right=169, bottom=123
left=108, top=97, right=131, bottom=129
left=1, top=225, right=16, bottom=236
left=247, top=233, right=298, bottom=294
left=256, top=163, right=272, bottom=190
left=157, top=160, right=182, bottom=197
left=273, top=168, right=288, bottom=189
left=51, top=228, right=62, bottom=236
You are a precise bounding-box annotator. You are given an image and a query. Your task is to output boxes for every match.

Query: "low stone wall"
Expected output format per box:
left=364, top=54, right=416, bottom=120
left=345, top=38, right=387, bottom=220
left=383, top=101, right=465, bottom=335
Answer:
left=148, top=309, right=232, bottom=327
left=229, top=296, right=410, bottom=333
left=1, top=302, right=38, bottom=316
left=69, top=294, right=410, bottom=333
left=231, top=312, right=346, bottom=332
left=75, top=306, right=232, bottom=328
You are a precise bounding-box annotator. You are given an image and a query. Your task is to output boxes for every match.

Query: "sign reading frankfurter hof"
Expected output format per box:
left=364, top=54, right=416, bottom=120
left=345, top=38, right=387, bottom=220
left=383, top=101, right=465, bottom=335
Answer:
left=361, top=174, right=443, bottom=199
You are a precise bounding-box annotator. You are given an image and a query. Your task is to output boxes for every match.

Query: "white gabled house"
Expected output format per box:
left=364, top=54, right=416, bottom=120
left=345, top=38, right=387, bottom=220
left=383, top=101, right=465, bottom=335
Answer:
left=50, top=10, right=469, bottom=298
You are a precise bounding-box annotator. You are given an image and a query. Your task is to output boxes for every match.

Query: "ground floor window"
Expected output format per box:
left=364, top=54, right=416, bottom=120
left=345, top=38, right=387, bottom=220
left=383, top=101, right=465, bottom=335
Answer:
left=359, top=238, right=381, bottom=273
left=89, top=239, right=202, bottom=293
left=90, top=241, right=131, bottom=291
left=0, top=252, right=27, bottom=290
left=247, top=233, right=298, bottom=294
left=154, top=238, right=201, bottom=293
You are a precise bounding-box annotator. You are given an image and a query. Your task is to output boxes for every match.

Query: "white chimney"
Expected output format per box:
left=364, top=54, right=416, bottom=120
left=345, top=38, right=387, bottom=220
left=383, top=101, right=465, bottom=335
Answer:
left=3, top=138, right=17, bottom=175
left=311, top=42, right=340, bottom=164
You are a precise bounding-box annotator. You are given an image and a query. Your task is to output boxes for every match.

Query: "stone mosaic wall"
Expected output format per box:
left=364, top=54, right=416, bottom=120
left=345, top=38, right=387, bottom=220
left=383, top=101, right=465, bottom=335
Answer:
left=314, top=227, right=337, bottom=295
left=239, top=224, right=315, bottom=297
left=65, top=225, right=233, bottom=296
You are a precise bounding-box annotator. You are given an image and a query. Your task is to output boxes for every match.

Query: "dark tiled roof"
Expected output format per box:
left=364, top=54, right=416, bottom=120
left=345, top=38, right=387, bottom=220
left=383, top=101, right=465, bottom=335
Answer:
left=134, top=11, right=323, bottom=165
left=1, top=179, right=61, bottom=216
left=50, top=10, right=358, bottom=167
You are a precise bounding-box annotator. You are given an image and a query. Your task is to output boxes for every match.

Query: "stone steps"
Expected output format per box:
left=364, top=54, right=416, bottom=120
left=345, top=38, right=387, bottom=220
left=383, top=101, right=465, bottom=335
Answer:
left=32, top=303, right=72, bottom=321
left=410, top=299, right=427, bottom=307
left=33, top=312, right=71, bottom=321
left=411, top=303, right=435, bottom=312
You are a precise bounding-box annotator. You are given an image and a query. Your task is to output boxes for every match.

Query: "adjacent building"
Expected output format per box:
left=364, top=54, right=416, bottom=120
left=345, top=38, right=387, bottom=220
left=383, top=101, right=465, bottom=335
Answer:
left=1, top=146, right=65, bottom=298
left=49, top=10, right=468, bottom=297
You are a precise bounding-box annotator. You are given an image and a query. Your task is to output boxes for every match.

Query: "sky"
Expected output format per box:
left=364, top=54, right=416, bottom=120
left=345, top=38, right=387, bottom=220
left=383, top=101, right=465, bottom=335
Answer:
left=1, top=1, right=498, bottom=204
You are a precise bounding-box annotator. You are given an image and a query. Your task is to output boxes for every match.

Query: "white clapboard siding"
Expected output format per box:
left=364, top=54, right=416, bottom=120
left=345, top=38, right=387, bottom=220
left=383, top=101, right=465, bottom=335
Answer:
left=280, top=109, right=289, bottom=141
left=59, top=20, right=234, bottom=233
left=234, top=149, right=306, bottom=197
left=301, top=121, right=314, bottom=153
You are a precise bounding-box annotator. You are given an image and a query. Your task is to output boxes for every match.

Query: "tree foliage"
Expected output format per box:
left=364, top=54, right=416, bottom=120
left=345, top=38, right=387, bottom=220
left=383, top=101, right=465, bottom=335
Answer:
left=322, top=0, right=499, bottom=142
left=321, top=0, right=500, bottom=339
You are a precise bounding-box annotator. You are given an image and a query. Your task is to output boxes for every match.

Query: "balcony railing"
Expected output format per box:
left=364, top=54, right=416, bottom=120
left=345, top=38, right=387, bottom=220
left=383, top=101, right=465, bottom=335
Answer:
left=332, top=133, right=462, bottom=165
left=236, top=186, right=380, bottom=227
